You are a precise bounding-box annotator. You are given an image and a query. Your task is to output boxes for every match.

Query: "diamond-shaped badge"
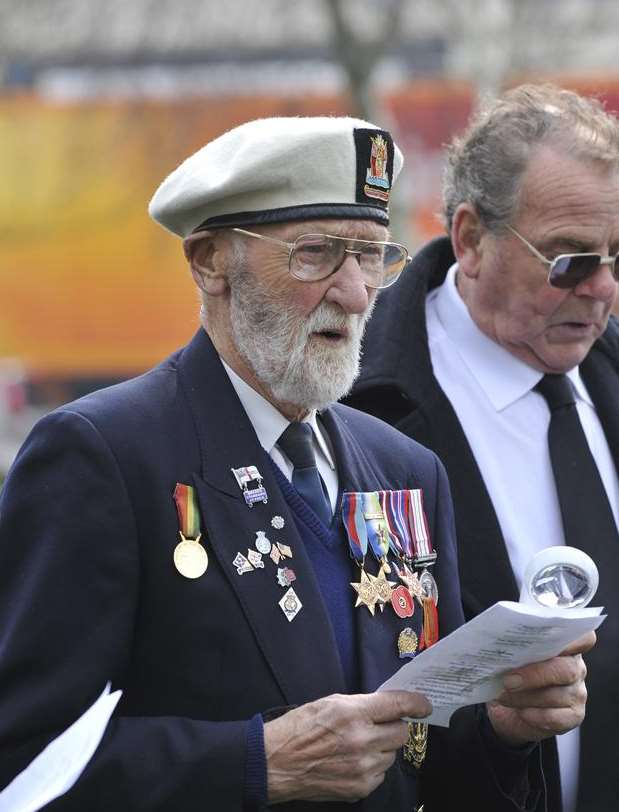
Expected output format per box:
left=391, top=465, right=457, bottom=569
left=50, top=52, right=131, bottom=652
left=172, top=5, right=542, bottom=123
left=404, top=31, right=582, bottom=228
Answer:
left=279, top=587, right=302, bottom=622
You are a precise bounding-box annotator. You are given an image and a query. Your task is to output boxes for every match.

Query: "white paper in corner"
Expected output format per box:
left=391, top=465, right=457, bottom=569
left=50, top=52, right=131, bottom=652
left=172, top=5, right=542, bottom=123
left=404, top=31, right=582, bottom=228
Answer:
left=378, top=600, right=605, bottom=727
left=0, top=683, right=122, bottom=812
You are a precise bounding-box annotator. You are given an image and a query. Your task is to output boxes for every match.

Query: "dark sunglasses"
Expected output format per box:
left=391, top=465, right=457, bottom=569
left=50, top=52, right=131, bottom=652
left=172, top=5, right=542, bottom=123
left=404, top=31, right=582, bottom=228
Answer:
left=506, top=225, right=619, bottom=289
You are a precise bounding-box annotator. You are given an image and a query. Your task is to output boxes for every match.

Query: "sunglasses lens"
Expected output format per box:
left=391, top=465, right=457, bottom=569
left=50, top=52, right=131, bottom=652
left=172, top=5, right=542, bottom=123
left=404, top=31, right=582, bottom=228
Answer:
left=549, top=254, right=600, bottom=289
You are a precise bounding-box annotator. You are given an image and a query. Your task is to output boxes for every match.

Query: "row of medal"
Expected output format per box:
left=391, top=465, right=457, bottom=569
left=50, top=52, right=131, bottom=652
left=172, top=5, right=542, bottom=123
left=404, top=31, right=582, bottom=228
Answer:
left=343, top=489, right=439, bottom=647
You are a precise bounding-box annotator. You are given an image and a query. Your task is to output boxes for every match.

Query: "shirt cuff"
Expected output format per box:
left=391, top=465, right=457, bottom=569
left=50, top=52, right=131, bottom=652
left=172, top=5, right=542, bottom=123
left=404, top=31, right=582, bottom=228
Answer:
left=244, top=713, right=267, bottom=811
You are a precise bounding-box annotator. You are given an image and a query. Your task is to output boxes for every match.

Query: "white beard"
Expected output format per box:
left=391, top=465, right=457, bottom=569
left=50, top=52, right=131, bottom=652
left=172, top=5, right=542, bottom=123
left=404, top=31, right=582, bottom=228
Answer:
left=228, top=265, right=373, bottom=412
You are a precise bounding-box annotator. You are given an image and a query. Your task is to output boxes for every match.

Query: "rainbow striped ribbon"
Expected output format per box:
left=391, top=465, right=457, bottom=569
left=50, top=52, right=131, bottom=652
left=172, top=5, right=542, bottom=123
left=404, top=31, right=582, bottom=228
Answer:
left=341, top=492, right=369, bottom=564
left=173, top=483, right=201, bottom=539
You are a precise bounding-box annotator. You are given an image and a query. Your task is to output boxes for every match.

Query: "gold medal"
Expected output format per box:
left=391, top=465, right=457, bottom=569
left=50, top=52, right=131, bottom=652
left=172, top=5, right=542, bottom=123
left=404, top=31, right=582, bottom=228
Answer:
left=351, top=568, right=379, bottom=615
left=174, top=532, right=208, bottom=579
left=368, top=563, right=396, bottom=611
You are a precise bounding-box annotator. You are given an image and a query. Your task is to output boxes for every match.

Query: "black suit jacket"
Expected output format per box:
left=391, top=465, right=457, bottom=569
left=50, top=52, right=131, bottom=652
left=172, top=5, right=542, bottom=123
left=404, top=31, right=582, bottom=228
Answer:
left=0, top=328, right=543, bottom=811
left=347, top=236, right=619, bottom=812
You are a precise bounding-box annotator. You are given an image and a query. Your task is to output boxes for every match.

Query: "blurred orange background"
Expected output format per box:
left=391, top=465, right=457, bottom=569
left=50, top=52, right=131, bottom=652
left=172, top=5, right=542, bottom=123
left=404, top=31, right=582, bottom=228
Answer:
left=2, top=78, right=618, bottom=380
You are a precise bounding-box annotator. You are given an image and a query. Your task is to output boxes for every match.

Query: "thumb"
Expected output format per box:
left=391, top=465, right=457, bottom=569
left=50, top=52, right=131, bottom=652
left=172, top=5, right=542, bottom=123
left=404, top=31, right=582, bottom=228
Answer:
left=364, top=690, right=432, bottom=723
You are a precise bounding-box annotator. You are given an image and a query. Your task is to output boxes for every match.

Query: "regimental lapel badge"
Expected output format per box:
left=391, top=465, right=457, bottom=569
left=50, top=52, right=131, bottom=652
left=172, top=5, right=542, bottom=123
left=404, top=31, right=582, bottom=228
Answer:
left=173, top=483, right=208, bottom=579
left=342, top=491, right=378, bottom=614
left=279, top=587, right=302, bottom=621
left=233, top=551, right=254, bottom=575
left=277, top=567, right=297, bottom=588
left=277, top=542, right=293, bottom=559
left=231, top=465, right=268, bottom=508
left=271, top=515, right=285, bottom=530
left=247, top=548, right=264, bottom=569
left=254, top=530, right=272, bottom=554
left=397, top=627, right=418, bottom=659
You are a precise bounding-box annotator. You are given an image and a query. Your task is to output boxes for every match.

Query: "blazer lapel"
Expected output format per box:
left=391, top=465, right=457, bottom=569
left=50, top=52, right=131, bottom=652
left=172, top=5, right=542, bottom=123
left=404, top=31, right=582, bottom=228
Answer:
left=178, top=330, right=345, bottom=705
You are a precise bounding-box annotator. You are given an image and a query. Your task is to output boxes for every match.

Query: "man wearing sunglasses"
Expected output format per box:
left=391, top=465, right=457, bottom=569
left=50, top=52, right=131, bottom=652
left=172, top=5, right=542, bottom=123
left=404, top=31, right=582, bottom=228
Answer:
left=0, top=115, right=592, bottom=811
left=348, top=84, right=619, bottom=812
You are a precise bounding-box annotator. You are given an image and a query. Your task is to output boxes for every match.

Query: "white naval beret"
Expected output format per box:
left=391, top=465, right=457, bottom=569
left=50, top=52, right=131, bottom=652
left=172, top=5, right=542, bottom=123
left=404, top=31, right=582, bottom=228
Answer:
left=148, top=116, right=404, bottom=237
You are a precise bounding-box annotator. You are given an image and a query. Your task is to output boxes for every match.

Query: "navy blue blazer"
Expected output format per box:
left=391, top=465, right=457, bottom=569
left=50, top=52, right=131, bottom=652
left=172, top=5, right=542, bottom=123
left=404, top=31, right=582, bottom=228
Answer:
left=0, top=329, right=540, bottom=811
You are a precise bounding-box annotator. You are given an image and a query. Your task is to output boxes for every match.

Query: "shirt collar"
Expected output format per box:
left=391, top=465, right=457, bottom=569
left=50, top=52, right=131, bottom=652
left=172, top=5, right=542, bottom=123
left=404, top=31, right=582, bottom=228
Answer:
left=221, top=360, right=336, bottom=468
left=434, top=264, right=592, bottom=410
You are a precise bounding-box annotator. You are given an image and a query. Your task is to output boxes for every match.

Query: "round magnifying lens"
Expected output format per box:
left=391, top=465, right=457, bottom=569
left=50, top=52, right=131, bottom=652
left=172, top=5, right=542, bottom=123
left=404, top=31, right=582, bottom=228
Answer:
left=520, top=546, right=598, bottom=609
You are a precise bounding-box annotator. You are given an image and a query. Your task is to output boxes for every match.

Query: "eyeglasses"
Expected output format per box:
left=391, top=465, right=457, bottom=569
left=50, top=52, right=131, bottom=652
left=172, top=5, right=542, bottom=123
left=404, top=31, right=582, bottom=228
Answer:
left=505, top=225, right=619, bottom=290
left=230, top=228, right=411, bottom=290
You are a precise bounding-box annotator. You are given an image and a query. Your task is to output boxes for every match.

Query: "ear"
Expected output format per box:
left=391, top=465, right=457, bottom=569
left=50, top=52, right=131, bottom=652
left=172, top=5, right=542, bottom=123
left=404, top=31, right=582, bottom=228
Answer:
left=451, top=203, right=485, bottom=279
left=183, top=231, right=229, bottom=296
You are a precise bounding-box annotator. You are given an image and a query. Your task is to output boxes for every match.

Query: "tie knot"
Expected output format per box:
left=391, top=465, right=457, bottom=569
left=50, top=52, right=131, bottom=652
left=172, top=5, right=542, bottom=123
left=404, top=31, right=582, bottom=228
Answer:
left=278, top=422, right=317, bottom=470
left=535, top=374, right=576, bottom=411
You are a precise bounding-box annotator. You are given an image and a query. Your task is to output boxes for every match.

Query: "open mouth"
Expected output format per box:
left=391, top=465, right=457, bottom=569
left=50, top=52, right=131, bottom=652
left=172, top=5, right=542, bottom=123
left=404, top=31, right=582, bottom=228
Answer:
left=314, top=328, right=348, bottom=342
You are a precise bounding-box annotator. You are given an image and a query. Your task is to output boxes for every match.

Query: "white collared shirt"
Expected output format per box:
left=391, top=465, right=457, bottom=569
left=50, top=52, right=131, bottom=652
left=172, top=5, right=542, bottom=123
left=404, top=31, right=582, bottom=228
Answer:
left=221, top=361, right=339, bottom=512
left=426, top=263, right=619, bottom=585
left=426, top=263, right=619, bottom=812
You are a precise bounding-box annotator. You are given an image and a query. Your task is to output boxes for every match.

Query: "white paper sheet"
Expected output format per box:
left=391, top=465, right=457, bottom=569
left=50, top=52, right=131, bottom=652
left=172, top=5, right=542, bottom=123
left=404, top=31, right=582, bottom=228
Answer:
left=379, top=600, right=605, bottom=727
left=0, top=683, right=122, bottom=812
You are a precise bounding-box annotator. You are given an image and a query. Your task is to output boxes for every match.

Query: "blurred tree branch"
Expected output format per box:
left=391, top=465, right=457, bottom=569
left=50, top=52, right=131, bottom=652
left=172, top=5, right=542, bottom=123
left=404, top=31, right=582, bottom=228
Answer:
left=323, top=0, right=405, bottom=121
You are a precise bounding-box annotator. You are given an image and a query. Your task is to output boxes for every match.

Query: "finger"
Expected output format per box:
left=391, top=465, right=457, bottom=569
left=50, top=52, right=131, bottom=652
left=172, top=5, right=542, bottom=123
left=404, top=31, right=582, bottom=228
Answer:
left=363, top=690, right=432, bottom=724
left=511, top=703, right=587, bottom=736
left=370, top=719, right=412, bottom=752
left=496, top=680, right=587, bottom=711
left=559, top=630, right=597, bottom=656
left=502, top=653, right=586, bottom=693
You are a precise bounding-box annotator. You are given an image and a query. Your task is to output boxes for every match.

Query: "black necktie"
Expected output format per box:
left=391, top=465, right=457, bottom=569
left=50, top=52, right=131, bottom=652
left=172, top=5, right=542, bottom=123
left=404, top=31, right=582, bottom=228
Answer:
left=535, top=374, right=619, bottom=802
left=277, top=422, right=332, bottom=526
left=535, top=373, right=619, bottom=558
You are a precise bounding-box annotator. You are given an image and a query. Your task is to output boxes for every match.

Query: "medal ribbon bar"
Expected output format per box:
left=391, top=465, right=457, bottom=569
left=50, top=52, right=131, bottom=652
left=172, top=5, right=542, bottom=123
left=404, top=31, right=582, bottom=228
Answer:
left=174, top=483, right=201, bottom=539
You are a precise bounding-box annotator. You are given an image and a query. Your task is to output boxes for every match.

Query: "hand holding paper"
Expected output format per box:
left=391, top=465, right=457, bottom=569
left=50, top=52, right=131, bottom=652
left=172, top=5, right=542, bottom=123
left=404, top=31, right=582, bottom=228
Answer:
left=487, top=628, right=595, bottom=745
left=379, top=545, right=604, bottom=744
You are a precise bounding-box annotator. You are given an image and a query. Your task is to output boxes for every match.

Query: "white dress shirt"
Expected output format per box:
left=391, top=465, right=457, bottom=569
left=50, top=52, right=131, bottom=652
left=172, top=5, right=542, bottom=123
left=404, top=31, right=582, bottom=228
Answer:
left=221, top=361, right=339, bottom=512
left=426, top=264, right=619, bottom=812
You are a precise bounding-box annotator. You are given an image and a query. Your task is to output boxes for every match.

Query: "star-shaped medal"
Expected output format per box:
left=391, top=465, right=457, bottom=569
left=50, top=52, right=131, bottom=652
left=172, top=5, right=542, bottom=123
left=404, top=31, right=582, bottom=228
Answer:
left=350, top=569, right=379, bottom=615
left=398, top=565, right=424, bottom=602
left=368, top=567, right=397, bottom=612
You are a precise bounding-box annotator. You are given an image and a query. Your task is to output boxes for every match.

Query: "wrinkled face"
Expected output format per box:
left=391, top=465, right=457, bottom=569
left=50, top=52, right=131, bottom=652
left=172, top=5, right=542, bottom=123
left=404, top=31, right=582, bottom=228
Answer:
left=468, top=147, right=619, bottom=373
left=227, top=218, right=387, bottom=412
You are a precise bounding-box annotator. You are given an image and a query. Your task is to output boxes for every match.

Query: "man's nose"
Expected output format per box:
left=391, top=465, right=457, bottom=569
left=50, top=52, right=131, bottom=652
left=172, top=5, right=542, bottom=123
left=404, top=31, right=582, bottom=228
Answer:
left=323, top=253, right=374, bottom=314
left=573, top=260, right=618, bottom=302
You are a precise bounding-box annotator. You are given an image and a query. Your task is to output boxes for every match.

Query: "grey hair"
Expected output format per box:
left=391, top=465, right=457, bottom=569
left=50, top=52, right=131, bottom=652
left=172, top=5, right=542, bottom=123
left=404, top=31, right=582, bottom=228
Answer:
left=442, top=83, right=619, bottom=234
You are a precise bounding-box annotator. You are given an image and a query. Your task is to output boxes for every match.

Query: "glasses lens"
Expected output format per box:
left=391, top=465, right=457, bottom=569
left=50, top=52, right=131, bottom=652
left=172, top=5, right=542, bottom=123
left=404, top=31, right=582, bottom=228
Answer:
left=549, top=254, right=600, bottom=289
left=360, top=243, right=407, bottom=289
left=291, top=235, right=341, bottom=280
left=290, top=234, right=408, bottom=288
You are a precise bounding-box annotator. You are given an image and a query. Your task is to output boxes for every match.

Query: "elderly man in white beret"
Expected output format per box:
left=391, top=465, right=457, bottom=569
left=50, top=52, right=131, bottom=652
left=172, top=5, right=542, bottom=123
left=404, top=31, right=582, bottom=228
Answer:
left=0, top=117, right=593, bottom=811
